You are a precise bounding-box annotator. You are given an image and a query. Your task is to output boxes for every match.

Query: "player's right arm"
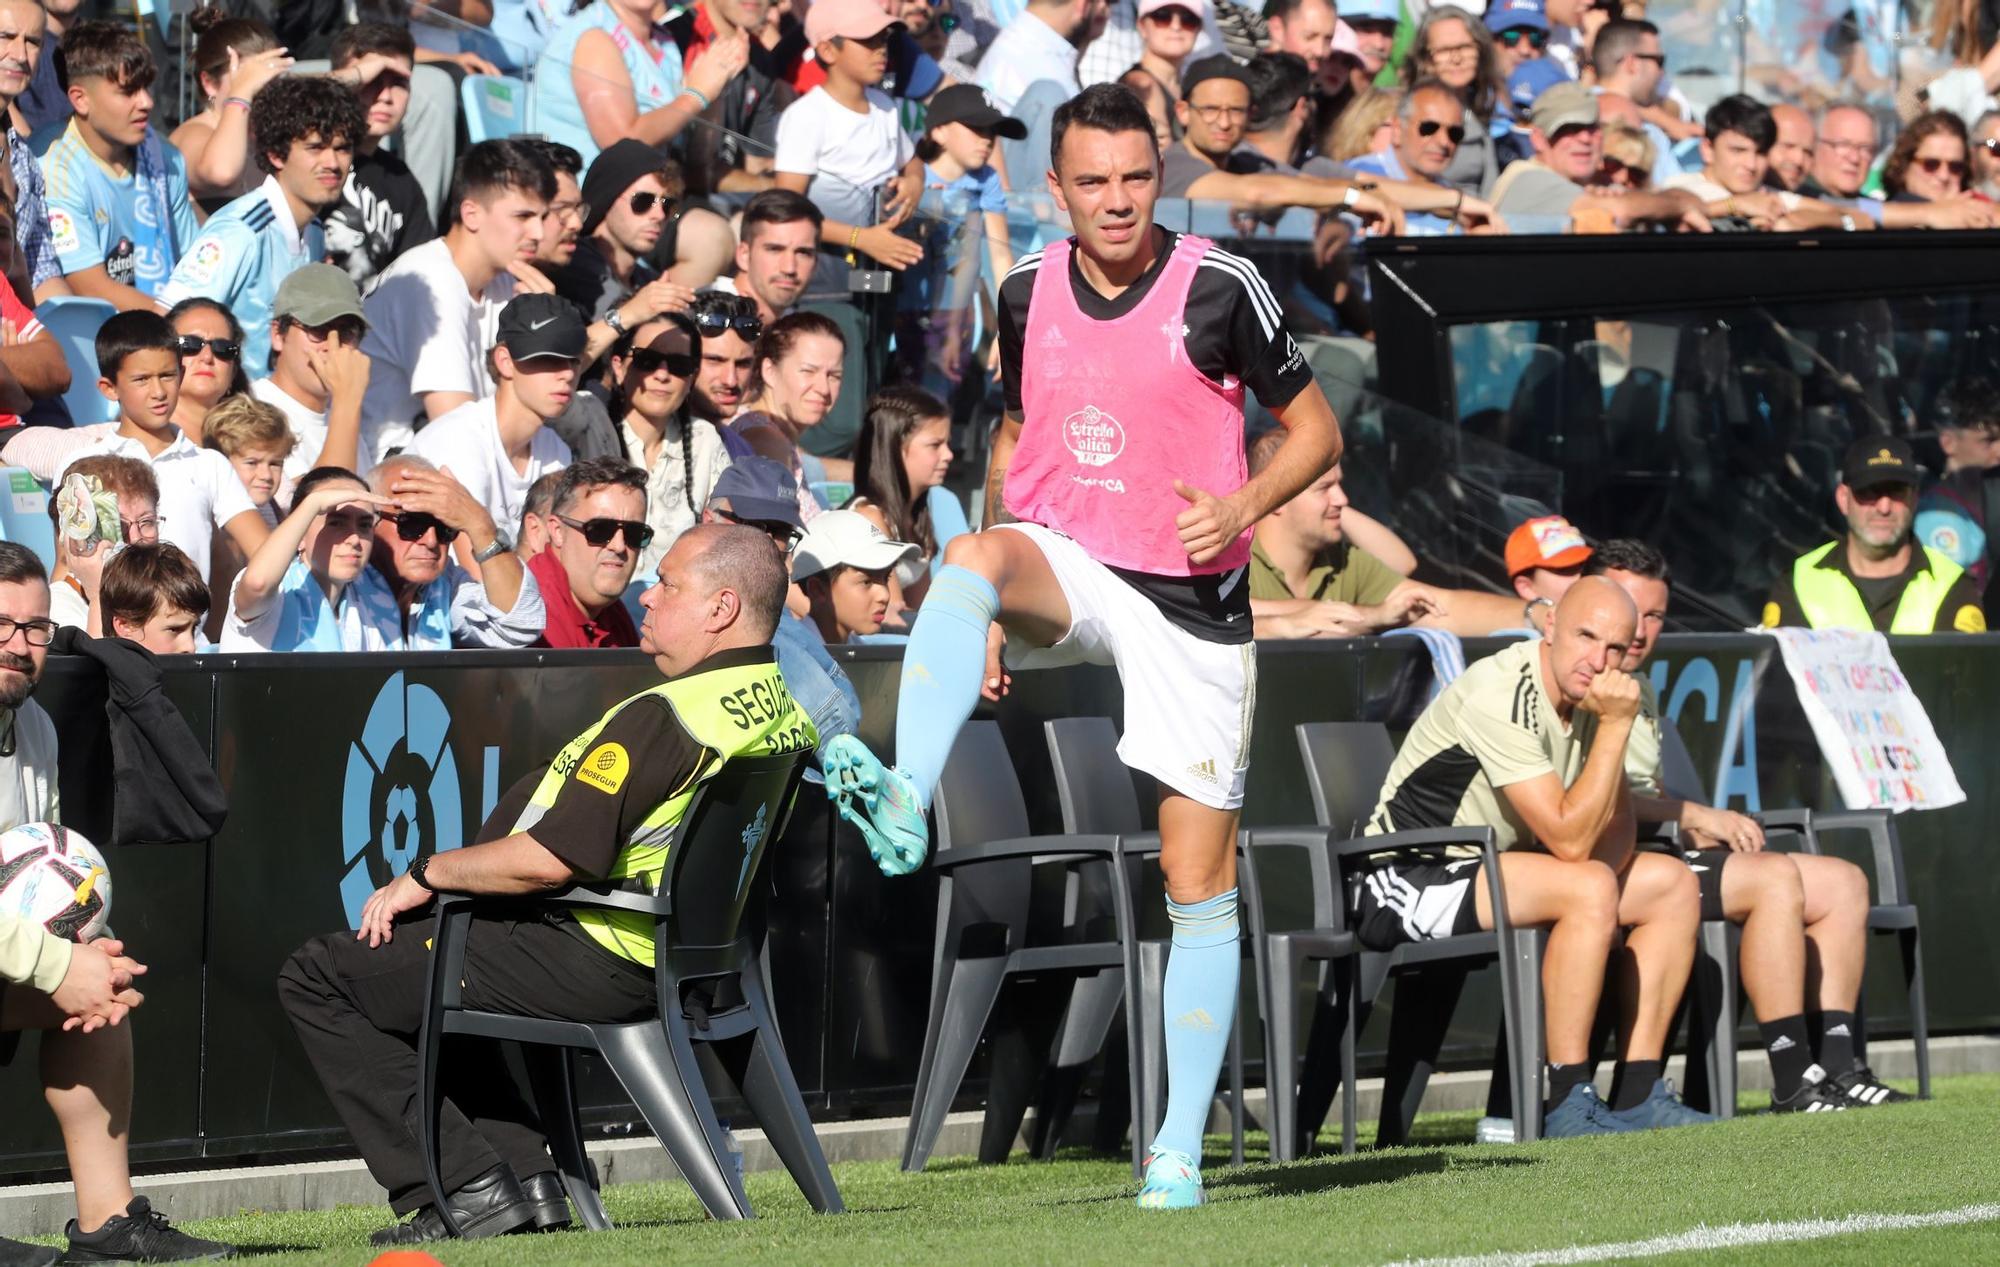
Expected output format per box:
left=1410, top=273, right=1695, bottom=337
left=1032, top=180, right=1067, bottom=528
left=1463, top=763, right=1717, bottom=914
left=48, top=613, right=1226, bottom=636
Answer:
left=1498, top=669, right=1642, bottom=863
left=984, top=410, right=1021, bottom=527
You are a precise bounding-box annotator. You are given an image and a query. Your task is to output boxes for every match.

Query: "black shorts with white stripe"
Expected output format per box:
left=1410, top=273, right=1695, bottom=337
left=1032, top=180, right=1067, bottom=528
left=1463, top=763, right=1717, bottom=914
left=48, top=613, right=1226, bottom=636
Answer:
left=1352, top=858, right=1485, bottom=951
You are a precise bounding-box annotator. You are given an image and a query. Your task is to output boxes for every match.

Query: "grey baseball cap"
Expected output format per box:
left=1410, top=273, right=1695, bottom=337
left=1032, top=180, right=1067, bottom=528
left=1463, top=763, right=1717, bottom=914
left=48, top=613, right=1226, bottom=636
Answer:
left=271, top=263, right=367, bottom=327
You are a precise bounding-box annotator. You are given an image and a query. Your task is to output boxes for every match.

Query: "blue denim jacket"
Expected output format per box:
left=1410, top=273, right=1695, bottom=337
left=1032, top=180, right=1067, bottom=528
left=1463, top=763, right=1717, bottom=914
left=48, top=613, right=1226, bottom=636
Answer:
left=773, top=610, right=860, bottom=753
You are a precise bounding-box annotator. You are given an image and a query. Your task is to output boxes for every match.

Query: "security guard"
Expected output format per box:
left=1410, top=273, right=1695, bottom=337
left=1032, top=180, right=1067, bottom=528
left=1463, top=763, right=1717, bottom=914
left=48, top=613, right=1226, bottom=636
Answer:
left=1764, top=436, right=1987, bottom=634
left=278, top=524, right=813, bottom=1246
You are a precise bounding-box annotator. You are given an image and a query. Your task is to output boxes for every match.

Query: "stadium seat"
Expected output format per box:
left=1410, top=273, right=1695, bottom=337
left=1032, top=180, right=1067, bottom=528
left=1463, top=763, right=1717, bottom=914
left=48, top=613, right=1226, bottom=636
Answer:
left=36, top=296, right=118, bottom=426
left=902, top=721, right=1130, bottom=1173
left=415, top=750, right=841, bottom=1227
left=1294, top=722, right=1546, bottom=1148
left=460, top=74, right=531, bottom=145
left=1043, top=717, right=1251, bottom=1174
left=0, top=467, right=54, bottom=567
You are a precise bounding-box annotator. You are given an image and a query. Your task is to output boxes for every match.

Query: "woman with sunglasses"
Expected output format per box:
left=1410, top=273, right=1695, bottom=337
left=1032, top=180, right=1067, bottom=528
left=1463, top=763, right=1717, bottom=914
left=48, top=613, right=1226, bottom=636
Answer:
left=1126, top=0, right=1209, bottom=146
left=220, top=465, right=395, bottom=652
left=1884, top=111, right=1978, bottom=204
left=732, top=311, right=848, bottom=523
left=1404, top=6, right=1505, bottom=196
left=166, top=297, right=248, bottom=445
left=606, top=311, right=732, bottom=571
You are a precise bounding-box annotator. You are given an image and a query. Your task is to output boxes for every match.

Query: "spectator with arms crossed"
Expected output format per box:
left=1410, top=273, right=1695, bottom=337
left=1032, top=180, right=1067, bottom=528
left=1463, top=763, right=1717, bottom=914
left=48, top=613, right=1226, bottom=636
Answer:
left=1593, top=539, right=1901, bottom=1110
left=1357, top=578, right=1707, bottom=1135
left=41, top=21, right=199, bottom=310
left=1802, top=104, right=2000, bottom=230
left=1492, top=82, right=1709, bottom=228
left=829, top=85, right=1343, bottom=1210
left=1661, top=95, right=1848, bottom=231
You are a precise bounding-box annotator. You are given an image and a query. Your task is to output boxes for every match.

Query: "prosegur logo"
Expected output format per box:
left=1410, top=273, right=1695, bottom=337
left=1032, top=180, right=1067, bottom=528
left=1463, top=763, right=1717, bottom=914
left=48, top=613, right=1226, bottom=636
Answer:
left=1062, top=405, right=1125, bottom=468
left=340, top=673, right=464, bottom=928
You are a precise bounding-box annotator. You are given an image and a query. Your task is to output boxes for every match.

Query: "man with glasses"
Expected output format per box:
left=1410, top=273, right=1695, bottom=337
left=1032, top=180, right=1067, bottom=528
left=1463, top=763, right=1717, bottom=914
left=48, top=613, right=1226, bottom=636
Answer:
left=1348, top=81, right=1475, bottom=235
left=1802, top=104, right=2000, bottom=229
left=354, top=453, right=545, bottom=649
left=1492, top=81, right=1707, bottom=228
left=689, top=292, right=762, bottom=423
left=528, top=456, right=651, bottom=649
left=1589, top=18, right=1685, bottom=184
left=1487, top=0, right=1549, bottom=83
left=250, top=264, right=373, bottom=491
left=405, top=295, right=577, bottom=558
left=551, top=141, right=698, bottom=335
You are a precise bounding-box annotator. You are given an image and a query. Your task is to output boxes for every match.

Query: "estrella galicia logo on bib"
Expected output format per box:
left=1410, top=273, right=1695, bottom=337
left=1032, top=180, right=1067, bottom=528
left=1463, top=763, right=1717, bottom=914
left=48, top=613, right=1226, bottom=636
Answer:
left=339, top=673, right=463, bottom=927
left=1061, top=405, right=1124, bottom=467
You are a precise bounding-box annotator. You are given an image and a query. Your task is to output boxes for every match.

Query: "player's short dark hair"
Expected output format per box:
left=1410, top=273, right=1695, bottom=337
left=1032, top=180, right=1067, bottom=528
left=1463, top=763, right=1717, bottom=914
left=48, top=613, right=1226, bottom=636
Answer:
left=549, top=456, right=648, bottom=519
left=289, top=466, right=368, bottom=517
left=96, top=310, right=179, bottom=379
left=102, top=542, right=210, bottom=631
left=1704, top=93, right=1775, bottom=150
left=1586, top=538, right=1671, bottom=584
left=739, top=188, right=824, bottom=244
left=57, top=20, right=155, bottom=94
left=1051, top=83, right=1160, bottom=175
left=252, top=75, right=367, bottom=175
left=521, top=137, right=584, bottom=181
left=0, top=541, right=46, bottom=588
left=449, top=139, right=557, bottom=212
left=1590, top=18, right=1658, bottom=74
left=331, top=21, right=416, bottom=69
left=1245, top=52, right=1314, bottom=134
left=1937, top=374, right=2000, bottom=435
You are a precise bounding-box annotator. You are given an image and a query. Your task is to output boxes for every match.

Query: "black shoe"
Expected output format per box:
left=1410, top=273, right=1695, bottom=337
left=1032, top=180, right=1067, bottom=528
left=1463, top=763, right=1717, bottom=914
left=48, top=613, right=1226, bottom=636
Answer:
left=1769, top=1064, right=1850, bottom=1114
left=1831, top=1065, right=1916, bottom=1107
left=517, top=1173, right=573, bottom=1232
left=0, top=1236, right=59, bottom=1267
left=63, top=1197, right=233, bottom=1262
left=368, top=1165, right=536, bottom=1245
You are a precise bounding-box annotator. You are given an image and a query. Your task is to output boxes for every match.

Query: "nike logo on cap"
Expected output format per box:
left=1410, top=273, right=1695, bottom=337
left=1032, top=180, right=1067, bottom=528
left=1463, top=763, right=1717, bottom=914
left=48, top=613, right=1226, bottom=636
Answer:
left=530, top=316, right=557, bottom=330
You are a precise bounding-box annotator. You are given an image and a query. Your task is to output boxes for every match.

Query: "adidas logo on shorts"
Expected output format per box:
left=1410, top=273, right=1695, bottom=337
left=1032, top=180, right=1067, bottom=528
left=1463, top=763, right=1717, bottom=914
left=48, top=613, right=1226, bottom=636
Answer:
left=1186, top=759, right=1219, bottom=785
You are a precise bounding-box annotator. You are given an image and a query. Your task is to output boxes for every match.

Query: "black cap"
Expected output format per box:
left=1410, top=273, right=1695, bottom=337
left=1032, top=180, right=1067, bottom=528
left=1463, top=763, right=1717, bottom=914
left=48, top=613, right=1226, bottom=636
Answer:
left=1180, top=53, right=1254, bottom=102
left=497, top=294, right=588, bottom=361
left=581, top=138, right=673, bottom=235
left=1840, top=435, right=1923, bottom=491
left=924, top=84, right=1028, bottom=140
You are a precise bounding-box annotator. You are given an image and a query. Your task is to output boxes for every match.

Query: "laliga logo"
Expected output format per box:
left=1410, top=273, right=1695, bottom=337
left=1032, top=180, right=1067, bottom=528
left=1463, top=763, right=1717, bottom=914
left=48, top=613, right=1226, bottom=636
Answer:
left=1062, top=405, right=1125, bottom=468
left=340, top=673, right=464, bottom=928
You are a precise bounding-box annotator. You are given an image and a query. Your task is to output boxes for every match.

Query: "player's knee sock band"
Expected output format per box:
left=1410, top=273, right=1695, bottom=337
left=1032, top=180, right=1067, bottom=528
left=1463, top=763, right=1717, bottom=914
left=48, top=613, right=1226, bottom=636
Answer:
left=894, top=564, right=999, bottom=810
left=1151, top=888, right=1240, bottom=1161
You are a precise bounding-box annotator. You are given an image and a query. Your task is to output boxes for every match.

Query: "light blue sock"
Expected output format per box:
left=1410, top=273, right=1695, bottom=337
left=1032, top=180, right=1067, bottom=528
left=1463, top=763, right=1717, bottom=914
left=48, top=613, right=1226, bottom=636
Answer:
left=894, top=564, right=999, bottom=810
left=1151, top=888, right=1240, bottom=1162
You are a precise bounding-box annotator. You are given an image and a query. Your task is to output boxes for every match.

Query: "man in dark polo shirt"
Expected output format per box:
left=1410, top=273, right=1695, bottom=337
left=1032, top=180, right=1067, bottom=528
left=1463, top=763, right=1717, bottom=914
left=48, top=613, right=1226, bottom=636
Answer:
left=1764, top=436, right=1987, bottom=634
left=1246, top=432, right=1528, bottom=637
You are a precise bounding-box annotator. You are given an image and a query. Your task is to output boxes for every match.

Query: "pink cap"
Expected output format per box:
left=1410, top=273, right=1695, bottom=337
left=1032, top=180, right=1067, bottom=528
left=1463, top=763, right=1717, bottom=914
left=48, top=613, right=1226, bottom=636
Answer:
left=805, top=0, right=896, bottom=45
left=1138, top=0, right=1208, bottom=18
left=1331, top=19, right=1363, bottom=57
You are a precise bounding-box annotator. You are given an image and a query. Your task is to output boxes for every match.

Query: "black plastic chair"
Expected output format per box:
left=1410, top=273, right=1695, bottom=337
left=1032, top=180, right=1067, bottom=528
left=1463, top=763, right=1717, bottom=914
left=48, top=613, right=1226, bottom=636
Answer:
left=1294, top=722, right=1545, bottom=1150
left=1043, top=717, right=1250, bottom=1174
left=901, top=721, right=1130, bottom=1172
left=417, top=750, right=842, bottom=1231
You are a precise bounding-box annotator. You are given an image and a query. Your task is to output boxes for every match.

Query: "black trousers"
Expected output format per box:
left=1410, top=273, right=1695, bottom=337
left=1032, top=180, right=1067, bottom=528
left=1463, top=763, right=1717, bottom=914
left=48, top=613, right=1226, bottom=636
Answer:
left=277, top=909, right=657, bottom=1215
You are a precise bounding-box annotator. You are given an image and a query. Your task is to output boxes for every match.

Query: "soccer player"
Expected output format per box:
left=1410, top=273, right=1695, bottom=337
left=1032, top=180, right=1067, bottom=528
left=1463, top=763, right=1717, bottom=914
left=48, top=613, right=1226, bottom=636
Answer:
left=155, top=75, right=365, bottom=379
left=41, top=21, right=199, bottom=310
left=1592, top=539, right=1907, bottom=1111
left=823, top=83, right=1342, bottom=1210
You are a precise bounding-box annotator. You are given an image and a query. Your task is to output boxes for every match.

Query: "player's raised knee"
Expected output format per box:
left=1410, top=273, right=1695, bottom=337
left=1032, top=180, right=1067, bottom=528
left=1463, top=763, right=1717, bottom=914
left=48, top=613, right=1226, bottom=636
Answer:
left=942, top=530, right=1008, bottom=581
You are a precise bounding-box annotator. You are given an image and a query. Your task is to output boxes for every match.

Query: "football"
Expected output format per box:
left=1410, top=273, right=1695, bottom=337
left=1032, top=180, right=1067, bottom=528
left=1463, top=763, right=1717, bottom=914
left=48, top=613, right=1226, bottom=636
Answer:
left=0, top=822, right=111, bottom=943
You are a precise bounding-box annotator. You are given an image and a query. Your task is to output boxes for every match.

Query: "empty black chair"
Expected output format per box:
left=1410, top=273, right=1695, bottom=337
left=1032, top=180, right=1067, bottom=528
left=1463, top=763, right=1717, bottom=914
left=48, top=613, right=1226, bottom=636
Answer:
left=417, top=751, right=840, bottom=1230
left=1043, top=717, right=1250, bottom=1173
left=901, top=721, right=1129, bottom=1172
left=1294, top=722, right=1545, bottom=1149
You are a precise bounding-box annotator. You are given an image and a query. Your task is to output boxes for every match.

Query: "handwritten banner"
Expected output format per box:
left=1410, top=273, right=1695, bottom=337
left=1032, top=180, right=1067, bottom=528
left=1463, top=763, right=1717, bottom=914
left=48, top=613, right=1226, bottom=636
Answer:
left=1766, top=628, right=1965, bottom=813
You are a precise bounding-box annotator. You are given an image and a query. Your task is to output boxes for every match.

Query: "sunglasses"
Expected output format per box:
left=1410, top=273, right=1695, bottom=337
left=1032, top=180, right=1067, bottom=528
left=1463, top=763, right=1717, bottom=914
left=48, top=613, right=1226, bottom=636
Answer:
left=1633, top=51, right=1666, bottom=66
left=693, top=310, right=763, bottom=340
left=173, top=335, right=240, bottom=361
left=380, top=511, right=461, bottom=545
left=1144, top=6, right=1201, bottom=27
left=631, top=347, right=700, bottom=378
left=1916, top=156, right=1970, bottom=177
left=1599, top=156, right=1649, bottom=183
left=627, top=191, right=675, bottom=217
left=936, top=11, right=959, bottom=30
left=1496, top=28, right=1547, bottom=48
left=558, top=515, right=655, bottom=550
left=1417, top=119, right=1467, bottom=144
left=1981, top=138, right=2000, bottom=154
left=714, top=507, right=804, bottom=547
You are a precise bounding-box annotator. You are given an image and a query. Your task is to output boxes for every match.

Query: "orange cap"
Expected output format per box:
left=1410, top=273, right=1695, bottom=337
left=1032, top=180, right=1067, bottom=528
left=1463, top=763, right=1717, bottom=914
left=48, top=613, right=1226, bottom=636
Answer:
left=1504, top=515, right=1592, bottom=578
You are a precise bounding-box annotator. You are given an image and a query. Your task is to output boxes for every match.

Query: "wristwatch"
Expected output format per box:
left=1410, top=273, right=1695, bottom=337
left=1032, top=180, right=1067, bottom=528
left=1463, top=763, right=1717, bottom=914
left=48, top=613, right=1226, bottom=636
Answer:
left=473, top=532, right=513, bottom=564
left=408, top=852, right=436, bottom=892
left=1341, top=185, right=1362, bottom=209
left=604, top=306, right=627, bottom=336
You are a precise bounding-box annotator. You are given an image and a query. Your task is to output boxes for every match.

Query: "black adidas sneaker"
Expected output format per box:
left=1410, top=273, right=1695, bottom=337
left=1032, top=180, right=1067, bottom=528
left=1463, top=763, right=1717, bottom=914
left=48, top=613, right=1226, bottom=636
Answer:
left=1770, top=1065, right=1850, bottom=1114
left=1830, top=1065, right=1915, bottom=1107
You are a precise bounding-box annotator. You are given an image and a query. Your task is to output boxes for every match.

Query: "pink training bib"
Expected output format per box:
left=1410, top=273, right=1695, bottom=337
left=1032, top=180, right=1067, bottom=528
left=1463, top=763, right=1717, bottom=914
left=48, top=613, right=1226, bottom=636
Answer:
left=1006, top=233, right=1250, bottom=577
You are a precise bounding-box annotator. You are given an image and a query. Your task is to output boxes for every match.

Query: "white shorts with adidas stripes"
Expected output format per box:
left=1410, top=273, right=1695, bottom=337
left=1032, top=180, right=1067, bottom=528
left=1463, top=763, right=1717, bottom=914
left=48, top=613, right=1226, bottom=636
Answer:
left=993, top=522, right=1255, bottom=811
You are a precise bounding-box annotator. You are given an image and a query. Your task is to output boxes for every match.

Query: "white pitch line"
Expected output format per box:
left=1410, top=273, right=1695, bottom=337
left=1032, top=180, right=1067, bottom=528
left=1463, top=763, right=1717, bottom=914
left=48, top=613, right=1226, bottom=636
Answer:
left=1381, top=1203, right=2000, bottom=1267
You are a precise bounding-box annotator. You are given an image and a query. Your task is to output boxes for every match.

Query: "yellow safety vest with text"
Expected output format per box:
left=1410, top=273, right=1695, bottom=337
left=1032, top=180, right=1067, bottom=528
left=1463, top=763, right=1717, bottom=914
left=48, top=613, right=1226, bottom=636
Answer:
left=1789, top=541, right=1964, bottom=634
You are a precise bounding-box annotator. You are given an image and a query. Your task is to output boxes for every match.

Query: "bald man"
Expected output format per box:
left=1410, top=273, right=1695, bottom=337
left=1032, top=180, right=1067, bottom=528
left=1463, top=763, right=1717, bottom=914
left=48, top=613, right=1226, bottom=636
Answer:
left=1357, top=578, right=1706, bottom=1137
left=1767, top=104, right=1814, bottom=192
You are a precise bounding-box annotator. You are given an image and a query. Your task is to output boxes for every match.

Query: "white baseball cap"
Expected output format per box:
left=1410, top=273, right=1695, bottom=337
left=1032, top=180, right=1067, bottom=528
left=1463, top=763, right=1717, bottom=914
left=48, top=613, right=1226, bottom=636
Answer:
left=791, top=509, right=919, bottom=582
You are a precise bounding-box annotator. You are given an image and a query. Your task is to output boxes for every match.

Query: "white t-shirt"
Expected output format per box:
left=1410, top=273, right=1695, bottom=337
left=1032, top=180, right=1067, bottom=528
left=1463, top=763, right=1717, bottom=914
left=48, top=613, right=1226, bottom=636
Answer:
left=250, top=377, right=329, bottom=491
left=773, top=86, right=913, bottom=194
left=403, top=396, right=572, bottom=534
left=358, top=239, right=517, bottom=468
left=49, top=579, right=87, bottom=630
left=58, top=431, right=256, bottom=585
